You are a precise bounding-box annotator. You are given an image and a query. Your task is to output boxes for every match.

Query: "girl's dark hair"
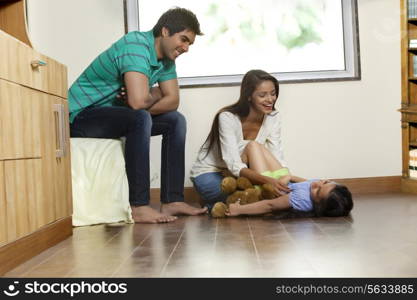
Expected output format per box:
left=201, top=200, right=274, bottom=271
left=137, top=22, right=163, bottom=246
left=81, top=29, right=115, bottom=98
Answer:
left=269, top=184, right=353, bottom=220
left=315, top=184, right=353, bottom=217
left=201, top=69, right=279, bottom=157
left=153, top=7, right=203, bottom=37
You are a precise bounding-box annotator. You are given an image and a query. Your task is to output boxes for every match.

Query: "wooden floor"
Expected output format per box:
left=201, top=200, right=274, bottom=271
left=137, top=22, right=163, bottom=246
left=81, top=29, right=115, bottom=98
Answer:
left=3, top=192, right=417, bottom=278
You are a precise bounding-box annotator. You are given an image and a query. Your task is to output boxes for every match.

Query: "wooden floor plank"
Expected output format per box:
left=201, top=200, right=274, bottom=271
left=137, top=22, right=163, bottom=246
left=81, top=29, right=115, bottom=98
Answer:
left=112, top=218, right=188, bottom=277
left=15, top=224, right=126, bottom=277
left=3, top=192, right=417, bottom=278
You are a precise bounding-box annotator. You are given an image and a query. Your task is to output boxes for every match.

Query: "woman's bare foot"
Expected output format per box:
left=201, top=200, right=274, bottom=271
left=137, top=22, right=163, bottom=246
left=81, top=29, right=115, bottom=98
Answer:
left=161, top=202, right=208, bottom=216
left=131, top=205, right=177, bottom=224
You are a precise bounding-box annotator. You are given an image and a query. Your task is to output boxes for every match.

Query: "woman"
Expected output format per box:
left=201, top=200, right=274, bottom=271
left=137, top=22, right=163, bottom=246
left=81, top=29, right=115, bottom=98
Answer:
left=190, top=69, right=289, bottom=211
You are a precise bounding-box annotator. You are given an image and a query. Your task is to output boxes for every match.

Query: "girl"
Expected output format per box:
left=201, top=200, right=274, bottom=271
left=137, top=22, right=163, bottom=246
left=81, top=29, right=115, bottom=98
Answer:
left=225, top=175, right=353, bottom=218
left=190, top=70, right=289, bottom=211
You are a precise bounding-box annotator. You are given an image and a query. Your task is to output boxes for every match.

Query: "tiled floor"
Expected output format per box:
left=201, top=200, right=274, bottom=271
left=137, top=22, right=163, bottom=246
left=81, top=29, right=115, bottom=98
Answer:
left=4, top=192, right=417, bottom=277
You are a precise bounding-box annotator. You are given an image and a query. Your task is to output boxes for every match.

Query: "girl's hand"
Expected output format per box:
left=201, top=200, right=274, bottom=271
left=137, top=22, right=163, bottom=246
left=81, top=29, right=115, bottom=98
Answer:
left=225, top=201, right=241, bottom=217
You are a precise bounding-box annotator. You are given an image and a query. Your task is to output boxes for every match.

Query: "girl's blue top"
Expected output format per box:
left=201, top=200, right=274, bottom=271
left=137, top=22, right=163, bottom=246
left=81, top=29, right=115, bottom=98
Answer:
left=287, top=179, right=317, bottom=212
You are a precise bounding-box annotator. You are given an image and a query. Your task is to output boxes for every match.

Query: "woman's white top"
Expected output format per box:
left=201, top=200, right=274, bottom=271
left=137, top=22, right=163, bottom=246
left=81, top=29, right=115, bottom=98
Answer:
left=190, top=111, right=286, bottom=179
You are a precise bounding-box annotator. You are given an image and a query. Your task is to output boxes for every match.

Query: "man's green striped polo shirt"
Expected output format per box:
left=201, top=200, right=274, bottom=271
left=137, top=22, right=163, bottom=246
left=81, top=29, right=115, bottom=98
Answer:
left=68, top=30, right=177, bottom=123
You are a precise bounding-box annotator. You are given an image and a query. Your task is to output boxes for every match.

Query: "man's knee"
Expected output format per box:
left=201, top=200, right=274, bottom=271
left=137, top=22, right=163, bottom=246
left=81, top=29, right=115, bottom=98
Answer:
left=127, top=109, right=152, bottom=129
left=164, top=111, right=186, bottom=129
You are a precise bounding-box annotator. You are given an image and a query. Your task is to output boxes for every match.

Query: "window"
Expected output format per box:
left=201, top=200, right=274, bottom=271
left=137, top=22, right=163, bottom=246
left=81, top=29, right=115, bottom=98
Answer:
left=124, top=0, right=360, bottom=86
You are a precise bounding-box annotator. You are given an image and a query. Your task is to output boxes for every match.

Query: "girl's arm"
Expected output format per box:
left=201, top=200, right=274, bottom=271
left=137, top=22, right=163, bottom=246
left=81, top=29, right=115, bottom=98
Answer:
left=226, top=194, right=291, bottom=216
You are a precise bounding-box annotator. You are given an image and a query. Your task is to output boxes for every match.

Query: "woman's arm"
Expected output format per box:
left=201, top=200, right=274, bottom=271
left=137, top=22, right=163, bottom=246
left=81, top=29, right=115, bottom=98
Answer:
left=218, top=113, right=248, bottom=177
left=239, top=168, right=272, bottom=185
left=226, top=194, right=291, bottom=216
left=238, top=168, right=290, bottom=194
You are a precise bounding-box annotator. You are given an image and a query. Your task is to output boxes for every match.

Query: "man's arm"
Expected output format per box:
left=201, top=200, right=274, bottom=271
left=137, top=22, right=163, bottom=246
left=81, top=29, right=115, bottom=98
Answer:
left=124, top=72, right=158, bottom=110
left=147, top=78, right=179, bottom=115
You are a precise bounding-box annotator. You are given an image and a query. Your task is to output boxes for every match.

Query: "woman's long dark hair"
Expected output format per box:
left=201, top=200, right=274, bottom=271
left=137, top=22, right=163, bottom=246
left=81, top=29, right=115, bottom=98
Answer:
left=201, top=69, right=279, bottom=157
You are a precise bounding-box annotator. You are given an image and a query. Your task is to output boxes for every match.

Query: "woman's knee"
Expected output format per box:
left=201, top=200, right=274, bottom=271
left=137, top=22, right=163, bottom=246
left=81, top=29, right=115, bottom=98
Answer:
left=244, top=141, right=262, bottom=154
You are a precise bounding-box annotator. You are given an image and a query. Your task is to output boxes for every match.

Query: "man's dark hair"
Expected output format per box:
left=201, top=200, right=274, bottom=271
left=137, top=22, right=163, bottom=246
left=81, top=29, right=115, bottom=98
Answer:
left=153, top=7, right=203, bottom=37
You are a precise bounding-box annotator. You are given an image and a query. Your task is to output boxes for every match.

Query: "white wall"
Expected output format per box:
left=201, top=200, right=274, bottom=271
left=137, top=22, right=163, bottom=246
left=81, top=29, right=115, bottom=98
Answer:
left=27, top=0, right=402, bottom=188
left=26, top=0, right=125, bottom=84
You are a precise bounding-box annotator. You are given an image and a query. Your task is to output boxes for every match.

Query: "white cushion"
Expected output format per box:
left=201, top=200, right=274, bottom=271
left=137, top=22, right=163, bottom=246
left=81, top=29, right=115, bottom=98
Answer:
left=70, top=138, right=157, bottom=226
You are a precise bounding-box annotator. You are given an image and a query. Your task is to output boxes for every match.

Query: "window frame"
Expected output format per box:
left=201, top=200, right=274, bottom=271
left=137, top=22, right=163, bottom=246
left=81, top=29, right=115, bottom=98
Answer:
left=123, top=0, right=361, bottom=87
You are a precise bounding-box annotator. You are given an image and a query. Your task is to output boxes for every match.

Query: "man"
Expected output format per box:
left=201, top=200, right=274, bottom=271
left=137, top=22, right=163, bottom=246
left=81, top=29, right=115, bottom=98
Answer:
left=69, top=7, right=207, bottom=223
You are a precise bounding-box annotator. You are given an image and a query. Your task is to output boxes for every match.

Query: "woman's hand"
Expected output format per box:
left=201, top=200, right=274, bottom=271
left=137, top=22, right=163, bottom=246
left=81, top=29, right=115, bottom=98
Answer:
left=266, top=177, right=291, bottom=195
left=278, top=175, right=291, bottom=186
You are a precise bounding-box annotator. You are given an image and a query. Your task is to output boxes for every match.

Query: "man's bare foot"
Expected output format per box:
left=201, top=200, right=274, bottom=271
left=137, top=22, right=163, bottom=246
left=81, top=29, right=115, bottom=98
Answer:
left=131, top=205, right=177, bottom=224
left=161, top=202, right=208, bottom=216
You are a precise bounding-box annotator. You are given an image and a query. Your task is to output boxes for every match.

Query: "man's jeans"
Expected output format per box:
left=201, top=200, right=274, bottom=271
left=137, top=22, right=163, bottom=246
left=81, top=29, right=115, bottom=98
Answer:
left=192, top=172, right=227, bottom=210
left=70, top=106, right=186, bottom=206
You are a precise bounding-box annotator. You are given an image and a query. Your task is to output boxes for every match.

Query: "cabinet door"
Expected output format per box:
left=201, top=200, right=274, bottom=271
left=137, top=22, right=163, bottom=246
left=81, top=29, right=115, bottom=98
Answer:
left=401, top=120, right=409, bottom=178
left=0, top=30, right=39, bottom=89
left=0, top=161, right=6, bottom=246
left=4, top=159, right=44, bottom=242
left=54, top=98, right=72, bottom=219
left=40, top=96, right=72, bottom=222
left=40, top=53, right=68, bottom=99
left=0, top=80, right=42, bottom=160
left=0, top=30, right=67, bottom=98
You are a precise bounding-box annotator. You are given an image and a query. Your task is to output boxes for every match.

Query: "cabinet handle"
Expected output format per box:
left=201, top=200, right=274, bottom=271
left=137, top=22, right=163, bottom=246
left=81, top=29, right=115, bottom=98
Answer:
left=53, top=104, right=65, bottom=158
left=31, top=60, right=47, bottom=68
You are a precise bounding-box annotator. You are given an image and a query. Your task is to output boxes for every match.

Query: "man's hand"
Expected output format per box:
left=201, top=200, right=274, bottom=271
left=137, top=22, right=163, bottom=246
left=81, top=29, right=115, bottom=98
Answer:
left=149, top=86, right=163, bottom=104
left=116, top=86, right=163, bottom=108
left=116, top=86, right=127, bottom=102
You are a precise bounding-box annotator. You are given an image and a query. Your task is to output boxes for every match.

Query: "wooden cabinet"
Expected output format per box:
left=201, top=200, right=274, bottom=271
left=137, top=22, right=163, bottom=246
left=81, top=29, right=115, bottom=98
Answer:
left=0, top=80, right=42, bottom=160
left=0, top=0, right=72, bottom=275
left=400, top=0, right=417, bottom=193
